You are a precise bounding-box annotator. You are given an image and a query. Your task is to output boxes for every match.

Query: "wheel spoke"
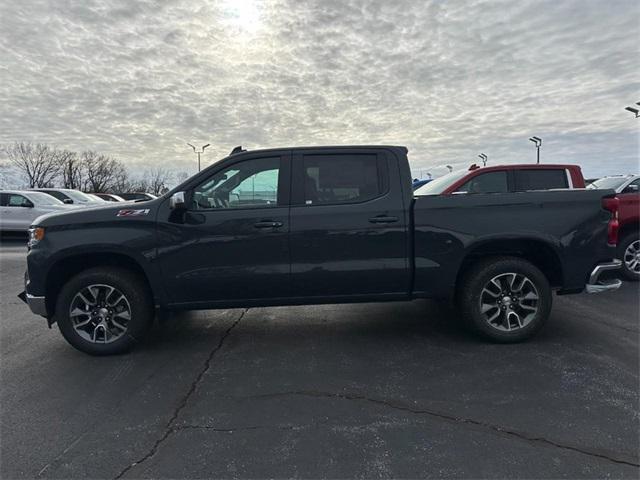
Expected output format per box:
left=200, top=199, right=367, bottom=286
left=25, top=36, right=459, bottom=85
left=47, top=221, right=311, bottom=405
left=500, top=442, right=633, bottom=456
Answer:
left=114, top=310, right=131, bottom=320
left=482, top=288, right=499, bottom=298
left=107, top=294, right=125, bottom=307
left=77, top=292, right=96, bottom=307
left=487, top=309, right=501, bottom=323
left=111, top=319, right=127, bottom=331
left=74, top=318, right=92, bottom=328
left=481, top=303, right=496, bottom=314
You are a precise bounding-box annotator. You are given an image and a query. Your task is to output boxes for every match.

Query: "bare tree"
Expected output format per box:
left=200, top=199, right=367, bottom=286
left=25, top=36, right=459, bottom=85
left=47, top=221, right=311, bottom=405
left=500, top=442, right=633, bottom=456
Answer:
left=175, top=170, right=190, bottom=184
left=3, top=142, right=62, bottom=187
left=111, top=168, right=131, bottom=194
left=144, top=168, right=172, bottom=195
left=81, top=151, right=127, bottom=193
left=58, top=150, right=83, bottom=189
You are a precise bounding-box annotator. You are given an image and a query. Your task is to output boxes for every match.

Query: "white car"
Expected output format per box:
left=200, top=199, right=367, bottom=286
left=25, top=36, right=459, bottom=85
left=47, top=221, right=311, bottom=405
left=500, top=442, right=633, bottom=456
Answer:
left=33, top=188, right=105, bottom=206
left=0, top=190, right=77, bottom=232
left=587, top=174, right=639, bottom=194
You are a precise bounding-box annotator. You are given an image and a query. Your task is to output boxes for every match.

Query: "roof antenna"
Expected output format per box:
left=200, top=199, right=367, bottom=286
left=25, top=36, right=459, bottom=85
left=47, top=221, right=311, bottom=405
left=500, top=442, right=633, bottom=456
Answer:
left=230, top=146, right=246, bottom=155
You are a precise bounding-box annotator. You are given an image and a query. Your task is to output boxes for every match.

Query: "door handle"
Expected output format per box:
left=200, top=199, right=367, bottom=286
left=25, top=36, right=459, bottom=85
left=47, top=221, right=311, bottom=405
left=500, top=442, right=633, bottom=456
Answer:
left=254, top=221, right=283, bottom=229
left=368, top=216, right=398, bottom=224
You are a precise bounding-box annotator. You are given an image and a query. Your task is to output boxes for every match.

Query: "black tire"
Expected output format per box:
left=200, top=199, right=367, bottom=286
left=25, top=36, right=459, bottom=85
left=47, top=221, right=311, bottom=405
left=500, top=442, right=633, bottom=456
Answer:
left=55, top=267, right=153, bottom=355
left=618, top=233, right=640, bottom=281
left=457, top=256, right=552, bottom=343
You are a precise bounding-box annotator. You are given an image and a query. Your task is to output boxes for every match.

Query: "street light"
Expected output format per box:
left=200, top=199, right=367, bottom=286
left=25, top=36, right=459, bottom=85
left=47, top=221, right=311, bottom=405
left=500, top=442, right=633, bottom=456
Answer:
left=625, top=106, right=640, bottom=118
left=187, top=143, right=211, bottom=172
left=478, top=153, right=487, bottom=167
left=529, top=136, right=542, bottom=164
left=446, top=165, right=453, bottom=173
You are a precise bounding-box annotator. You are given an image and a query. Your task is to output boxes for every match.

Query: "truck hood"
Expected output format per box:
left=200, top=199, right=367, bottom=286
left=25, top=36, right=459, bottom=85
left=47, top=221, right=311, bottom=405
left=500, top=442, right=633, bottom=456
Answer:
left=32, top=199, right=160, bottom=228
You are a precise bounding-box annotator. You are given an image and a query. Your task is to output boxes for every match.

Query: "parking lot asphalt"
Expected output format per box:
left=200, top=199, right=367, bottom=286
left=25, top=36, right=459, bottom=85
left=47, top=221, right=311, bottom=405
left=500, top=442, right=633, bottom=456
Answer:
left=1, top=237, right=638, bottom=479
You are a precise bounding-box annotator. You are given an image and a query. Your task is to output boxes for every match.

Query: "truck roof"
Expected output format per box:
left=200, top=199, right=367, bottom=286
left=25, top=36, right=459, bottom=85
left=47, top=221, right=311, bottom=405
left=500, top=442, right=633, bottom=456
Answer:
left=227, top=145, right=408, bottom=156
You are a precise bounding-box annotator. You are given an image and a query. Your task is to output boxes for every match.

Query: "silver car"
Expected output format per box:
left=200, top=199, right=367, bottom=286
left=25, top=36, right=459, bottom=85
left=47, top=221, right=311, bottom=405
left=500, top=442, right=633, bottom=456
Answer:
left=0, top=190, right=77, bottom=232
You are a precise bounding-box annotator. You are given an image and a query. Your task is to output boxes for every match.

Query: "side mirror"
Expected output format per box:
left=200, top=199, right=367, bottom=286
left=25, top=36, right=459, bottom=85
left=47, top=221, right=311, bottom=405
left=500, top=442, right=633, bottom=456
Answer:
left=622, top=184, right=639, bottom=194
left=63, top=198, right=74, bottom=204
left=170, top=191, right=186, bottom=210
left=24, top=201, right=34, bottom=208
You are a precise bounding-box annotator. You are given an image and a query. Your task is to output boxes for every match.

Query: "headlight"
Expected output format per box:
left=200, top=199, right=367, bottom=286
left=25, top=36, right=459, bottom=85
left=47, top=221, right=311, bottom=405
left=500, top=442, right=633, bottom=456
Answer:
left=28, top=227, right=45, bottom=248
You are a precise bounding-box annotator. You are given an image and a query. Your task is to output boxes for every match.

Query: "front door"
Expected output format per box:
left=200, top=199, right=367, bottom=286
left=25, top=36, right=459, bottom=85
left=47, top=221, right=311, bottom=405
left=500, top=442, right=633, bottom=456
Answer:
left=0, top=193, right=36, bottom=231
left=288, top=149, right=409, bottom=298
left=156, top=152, right=291, bottom=306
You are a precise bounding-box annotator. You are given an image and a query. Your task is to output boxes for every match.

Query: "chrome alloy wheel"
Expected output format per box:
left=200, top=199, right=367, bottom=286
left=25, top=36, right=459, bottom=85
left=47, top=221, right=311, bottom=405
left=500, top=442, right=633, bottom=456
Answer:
left=69, top=284, right=132, bottom=343
left=623, top=240, right=640, bottom=276
left=479, top=273, right=539, bottom=332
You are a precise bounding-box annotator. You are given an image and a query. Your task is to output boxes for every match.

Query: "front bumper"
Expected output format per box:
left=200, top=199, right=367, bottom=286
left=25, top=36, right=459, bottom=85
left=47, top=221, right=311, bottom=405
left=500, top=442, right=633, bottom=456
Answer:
left=18, top=290, right=48, bottom=317
left=585, top=260, right=622, bottom=294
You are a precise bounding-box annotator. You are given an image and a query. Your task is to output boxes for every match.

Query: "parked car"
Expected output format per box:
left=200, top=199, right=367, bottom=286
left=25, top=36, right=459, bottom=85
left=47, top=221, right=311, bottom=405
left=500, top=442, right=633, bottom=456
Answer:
left=0, top=190, right=75, bottom=232
left=415, top=164, right=585, bottom=196
left=20, top=145, right=620, bottom=355
left=34, top=188, right=105, bottom=206
left=588, top=174, right=639, bottom=280
left=412, top=178, right=432, bottom=190
left=117, top=192, right=157, bottom=202
left=92, top=193, right=126, bottom=202
left=86, top=194, right=107, bottom=202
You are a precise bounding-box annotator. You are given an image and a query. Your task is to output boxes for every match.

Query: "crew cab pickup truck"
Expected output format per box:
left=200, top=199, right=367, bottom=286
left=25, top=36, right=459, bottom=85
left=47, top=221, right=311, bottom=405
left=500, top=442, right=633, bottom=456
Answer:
left=414, top=164, right=585, bottom=196
left=20, top=145, right=622, bottom=355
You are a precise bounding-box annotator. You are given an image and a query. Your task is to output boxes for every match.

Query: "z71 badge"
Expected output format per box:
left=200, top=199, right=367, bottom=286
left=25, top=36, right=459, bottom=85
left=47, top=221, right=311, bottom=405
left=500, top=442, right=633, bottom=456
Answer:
left=116, top=209, right=150, bottom=217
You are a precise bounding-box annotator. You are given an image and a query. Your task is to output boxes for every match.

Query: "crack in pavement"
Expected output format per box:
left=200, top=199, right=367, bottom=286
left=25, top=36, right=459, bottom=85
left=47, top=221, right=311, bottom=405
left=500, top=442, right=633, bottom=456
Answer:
left=249, top=390, right=640, bottom=468
left=113, top=308, right=248, bottom=479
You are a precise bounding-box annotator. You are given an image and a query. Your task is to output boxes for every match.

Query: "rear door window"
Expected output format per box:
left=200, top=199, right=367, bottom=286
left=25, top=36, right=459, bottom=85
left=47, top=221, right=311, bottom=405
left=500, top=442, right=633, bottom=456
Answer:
left=456, top=171, right=508, bottom=194
left=514, top=169, right=568, bottom=191
left=301, top=154, right=386, bottom=205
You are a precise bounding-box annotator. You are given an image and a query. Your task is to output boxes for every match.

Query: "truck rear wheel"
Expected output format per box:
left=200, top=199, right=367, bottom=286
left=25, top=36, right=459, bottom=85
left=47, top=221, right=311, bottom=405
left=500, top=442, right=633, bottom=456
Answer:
left=619, top=233, right=640, bottom=281
left=55, top=267, right=153, bottom=355
left=457, top=257, right=552, bottom=342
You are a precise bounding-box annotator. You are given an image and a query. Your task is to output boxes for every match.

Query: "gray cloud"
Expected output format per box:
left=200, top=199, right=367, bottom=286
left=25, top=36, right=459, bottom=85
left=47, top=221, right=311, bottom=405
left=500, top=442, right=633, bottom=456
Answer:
left=0, top=0, right=638, bottom=179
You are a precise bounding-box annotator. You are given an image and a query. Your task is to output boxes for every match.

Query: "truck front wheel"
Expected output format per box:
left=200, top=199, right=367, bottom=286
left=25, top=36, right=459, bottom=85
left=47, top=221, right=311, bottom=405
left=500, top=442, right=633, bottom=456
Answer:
left=457, top=257, right=552, bottom=342
left=55, top=267, right=153, bottom=355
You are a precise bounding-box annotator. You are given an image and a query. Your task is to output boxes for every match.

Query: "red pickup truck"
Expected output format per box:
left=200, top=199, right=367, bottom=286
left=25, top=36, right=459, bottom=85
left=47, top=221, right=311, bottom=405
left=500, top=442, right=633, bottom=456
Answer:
left=589, top=175, right=640, bottom=280
left=414, top=164, right=585, bottom=196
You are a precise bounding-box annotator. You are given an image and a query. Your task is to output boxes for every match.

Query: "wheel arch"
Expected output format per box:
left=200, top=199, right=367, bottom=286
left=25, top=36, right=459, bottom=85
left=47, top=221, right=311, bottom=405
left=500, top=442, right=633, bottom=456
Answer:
left=44, top=251, right=158, bottom=322
left=619, top=221, right=639, bottom=242
left=456, top=237, right=564, bottom=291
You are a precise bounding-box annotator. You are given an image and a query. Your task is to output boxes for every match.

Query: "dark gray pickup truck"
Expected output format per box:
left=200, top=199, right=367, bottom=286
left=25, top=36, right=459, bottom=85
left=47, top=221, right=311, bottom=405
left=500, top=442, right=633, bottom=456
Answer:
left=20, top=145, right=622, bottom=355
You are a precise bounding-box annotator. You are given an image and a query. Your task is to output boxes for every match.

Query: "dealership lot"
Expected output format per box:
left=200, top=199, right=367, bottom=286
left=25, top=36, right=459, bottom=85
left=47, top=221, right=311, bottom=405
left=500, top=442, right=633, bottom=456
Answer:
left=1, top=238, right=638, bottom=479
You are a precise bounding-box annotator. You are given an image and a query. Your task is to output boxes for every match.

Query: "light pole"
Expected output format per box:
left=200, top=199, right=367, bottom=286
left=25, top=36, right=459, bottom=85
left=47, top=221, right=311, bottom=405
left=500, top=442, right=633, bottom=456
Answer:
left=446, top=165, right=453, bottom=173
left=529, top=136, right=542, bottom=164
left=478, top=153, right=487, bottom=166
left=187, top=143, right=211, bottom=172
left=625, top=102, right=640, bottom=118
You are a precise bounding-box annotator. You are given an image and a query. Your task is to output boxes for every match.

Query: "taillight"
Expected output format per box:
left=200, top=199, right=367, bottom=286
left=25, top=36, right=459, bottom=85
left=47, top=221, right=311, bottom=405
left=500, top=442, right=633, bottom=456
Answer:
left=602, top=197, right=619, bottom=246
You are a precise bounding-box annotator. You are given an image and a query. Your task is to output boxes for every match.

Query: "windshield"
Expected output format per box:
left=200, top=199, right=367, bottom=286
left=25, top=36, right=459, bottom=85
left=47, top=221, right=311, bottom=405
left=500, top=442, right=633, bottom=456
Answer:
left=587, top=177, right=629, bottom=191
left=25, top=191, right=65, bottom=206
left=414, top=169, right=470, bottom=195
left=64, top=190, right=101, bottom=203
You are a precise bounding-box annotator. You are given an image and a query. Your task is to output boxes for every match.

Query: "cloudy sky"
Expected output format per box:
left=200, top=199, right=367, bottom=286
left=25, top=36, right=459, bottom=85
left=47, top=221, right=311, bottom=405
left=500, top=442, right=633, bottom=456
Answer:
left=1, top=0, right=638, bottom=179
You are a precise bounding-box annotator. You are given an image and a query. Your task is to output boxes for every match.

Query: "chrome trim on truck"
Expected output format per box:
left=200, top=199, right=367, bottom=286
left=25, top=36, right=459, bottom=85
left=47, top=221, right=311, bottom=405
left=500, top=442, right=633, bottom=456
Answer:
left=585, top=260, right=622, bottom=293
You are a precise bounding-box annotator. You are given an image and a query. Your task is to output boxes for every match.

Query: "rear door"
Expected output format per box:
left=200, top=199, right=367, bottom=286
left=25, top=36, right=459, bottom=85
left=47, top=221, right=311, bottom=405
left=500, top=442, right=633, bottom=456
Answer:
left=288, top=148, right=409, bottom=298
